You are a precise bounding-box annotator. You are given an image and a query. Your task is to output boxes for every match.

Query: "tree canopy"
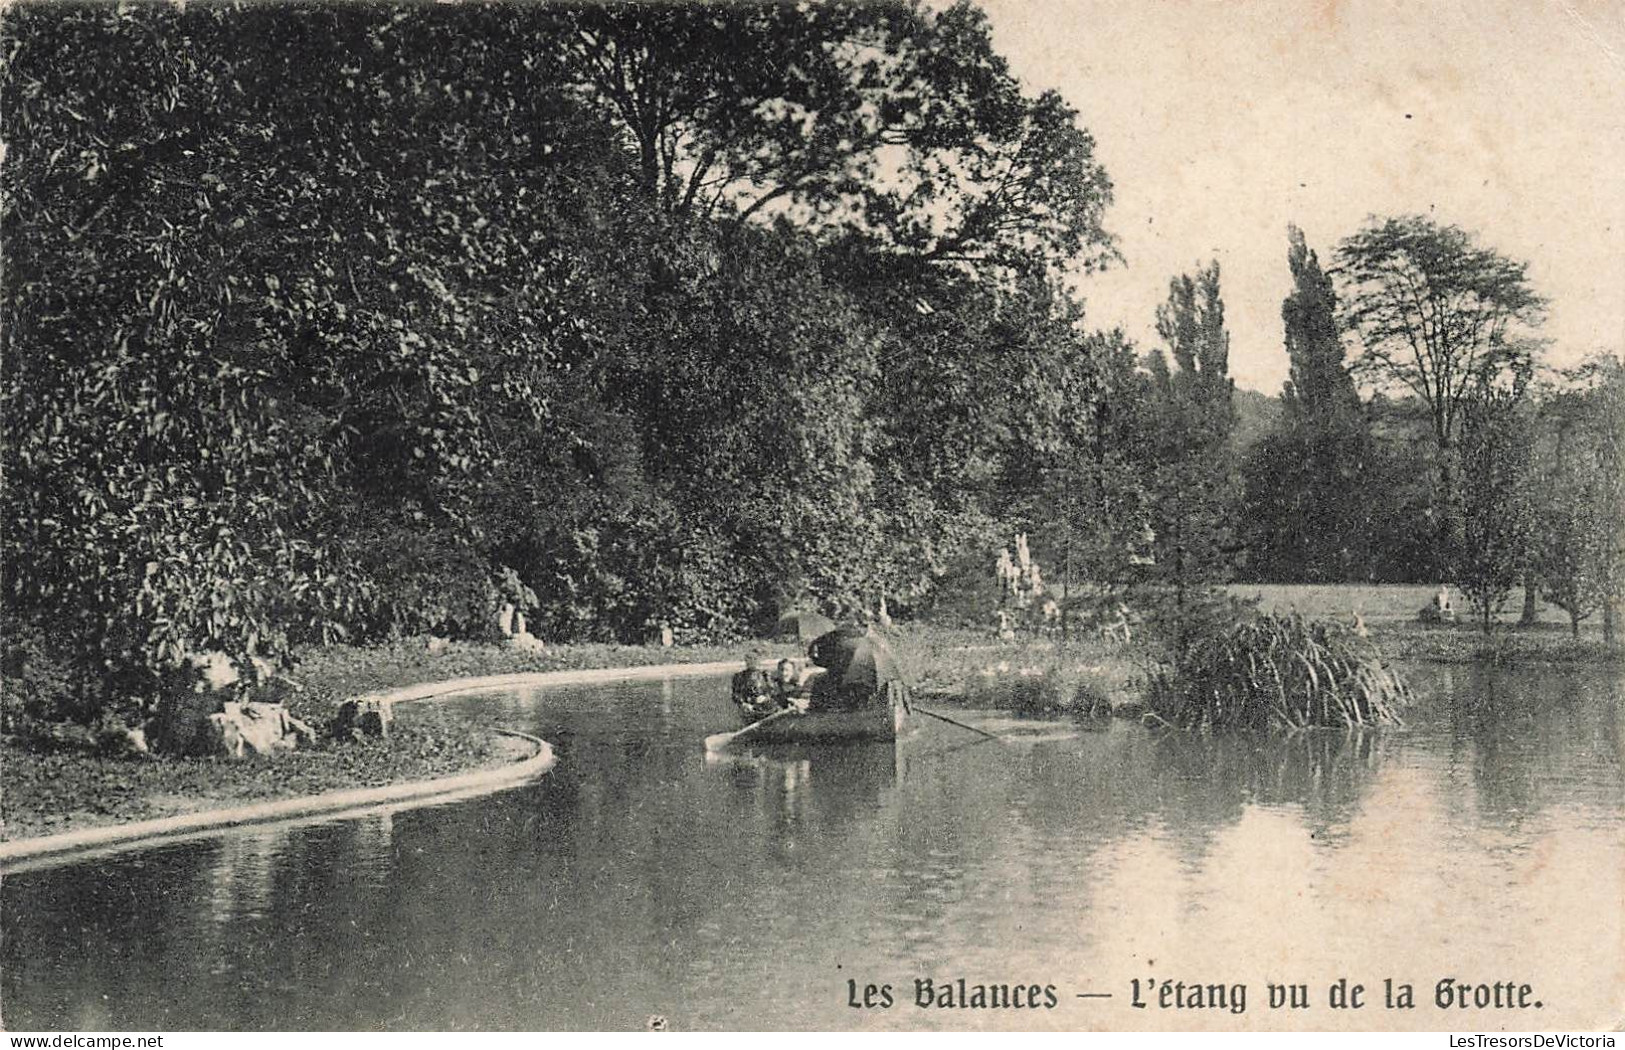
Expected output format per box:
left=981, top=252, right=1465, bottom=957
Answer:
left=554, top=1, right=1115, bottom=277
left=1142, top=261, right=1238, bottom=588
left=0, top=0, right=1126, bottom=717
left=1336, top=215, right=1545, bottom=451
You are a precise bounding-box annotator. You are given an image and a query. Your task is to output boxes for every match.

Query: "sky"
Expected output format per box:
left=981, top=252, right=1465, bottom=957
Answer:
left=976, top=0, right=1625, bottom=393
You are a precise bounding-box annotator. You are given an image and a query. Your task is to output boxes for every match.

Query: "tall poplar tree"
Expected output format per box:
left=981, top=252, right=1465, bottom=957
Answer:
left=1146, top=261, right=1237, bottom=594
left=1243, top=226, right=1379, bottom=580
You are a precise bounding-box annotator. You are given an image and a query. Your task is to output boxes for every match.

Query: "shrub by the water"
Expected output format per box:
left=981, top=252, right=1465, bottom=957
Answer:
left=885, top=624, right=1138, bottom=717
left=0, top=624, right=110, bottom=737
left=959, top=667, right=1113, bottom=716
left=1146, top=612, right=1408, bottom=730
left=1134, top=585, right=1261, bottom=652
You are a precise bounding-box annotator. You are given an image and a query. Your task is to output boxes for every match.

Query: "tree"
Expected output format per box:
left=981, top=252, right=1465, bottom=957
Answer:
left=554, top=1, right=1115, bottom=277
left=1534, top=358, right=1625, bottom=641
left=609, top=224, right=884, bottom=631
left=1144, top=261, right=1238, bottom=596
left=1334, top=215, right=1546, bottom=568
left=1281, top=225, right=1362, bottom=423
left=984, top=288, right=1136, bottom=633
left=1243, top=226, right=1381, bottom=581
left=1068, top=329, right=1157, bottom=597
left=1457, top=380, right=1537, bottom=632
left=1539, top=475, right=1612, bottom=638
left=545, top=0, right=1122, bottom=626
left=2, top=5, right=361, bottom=708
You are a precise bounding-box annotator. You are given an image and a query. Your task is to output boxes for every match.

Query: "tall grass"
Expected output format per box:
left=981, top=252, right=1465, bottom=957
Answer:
left=883, top=622, right=1139, bottom=715
left=1146, top=612, right=1409, bottom=730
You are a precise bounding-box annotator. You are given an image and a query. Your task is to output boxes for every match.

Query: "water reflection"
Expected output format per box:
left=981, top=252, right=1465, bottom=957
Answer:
left=202, top=823, right=287, bottom=929
left=706, top=742, right=901, bottom=834
left=1411, top=663, right=1624, bottom=826
left=704, top=744, right=897, bottom=877
left=2, top=662, right=1621, bottom=1031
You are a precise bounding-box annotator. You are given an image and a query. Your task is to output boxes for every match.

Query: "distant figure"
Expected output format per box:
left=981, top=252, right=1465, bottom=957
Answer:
left=996, top=609, right=1016, bottom=641
left=731, top=656, right=777, bottom=721
left=1099, top=603, right=1133, bottom=644
left=772, top=658, right=809, bottom=712
left=1419, top=584, right=1458, bottom=625
left=1041, top=598, right=1062, bottom=634
left=659, top=621, right=674, bottom=648
left=1351, top=609, right=1369, bottom=638
left=1433, top=585, right=1456, bottom=622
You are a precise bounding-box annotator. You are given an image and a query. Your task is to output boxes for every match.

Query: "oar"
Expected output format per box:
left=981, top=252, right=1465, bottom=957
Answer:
left=913, top=706, right=1002, bottom=742
left=704, top=706, right=800, bottom=751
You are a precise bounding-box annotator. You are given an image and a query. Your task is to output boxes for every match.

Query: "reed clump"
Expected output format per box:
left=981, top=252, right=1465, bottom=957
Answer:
left=1146, top=612, right=1409, bottom=730
left=957, top=666, right=1118, bottom=716
left=884, top=623, right=1139, bottom=716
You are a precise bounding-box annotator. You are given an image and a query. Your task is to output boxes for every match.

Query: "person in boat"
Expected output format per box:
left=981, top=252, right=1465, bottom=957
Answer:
left=773, top=658, right=810, bottom=713
left=731, top=655, right=778, bottom=721
left=806, top=624, right=907, bottom=713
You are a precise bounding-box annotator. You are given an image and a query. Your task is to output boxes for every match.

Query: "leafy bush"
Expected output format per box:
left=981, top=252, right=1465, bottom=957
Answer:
left=0, top=621, right=156, bottom=757
left=1146, top=612, right=1408, bottom=730
left=526, top=503, right=757, bottom=645
left=1132, top=584, right=1260, bottom=652
left=347, top=522, right=500, bottom=642
left=0, top=622, right=85, bottom=731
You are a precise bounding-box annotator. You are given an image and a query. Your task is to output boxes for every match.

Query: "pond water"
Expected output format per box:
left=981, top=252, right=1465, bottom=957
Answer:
left=3, top=662, right=1621, bottom=1031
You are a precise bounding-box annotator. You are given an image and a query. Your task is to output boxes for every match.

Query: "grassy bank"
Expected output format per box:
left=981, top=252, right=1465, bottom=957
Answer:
left=0, top=704, right=526, bottom=842
left=886, top=622, right=1147, bottom=716
left=1367, top=621, right=1623, bottom=664
left=1229, top=582, right=1620, bottom=664
left=6, top=597, right=1615, bottom=843
left=1, top=636, right=779, bottom=843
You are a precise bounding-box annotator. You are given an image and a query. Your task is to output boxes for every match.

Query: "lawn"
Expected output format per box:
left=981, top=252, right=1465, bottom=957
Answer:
left=1227, top=582, right=1620, bottom=664
left=2, top=636, right=784, bottom=843
left=1228, top=582, right=1578, bottom=627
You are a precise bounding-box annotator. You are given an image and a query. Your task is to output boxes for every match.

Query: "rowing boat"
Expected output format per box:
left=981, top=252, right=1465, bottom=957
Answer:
left=710, top=626, right=911, bottom=750
left=744, top=692, right=908, bottom=744
left=707, top=687, right=909, bottom=750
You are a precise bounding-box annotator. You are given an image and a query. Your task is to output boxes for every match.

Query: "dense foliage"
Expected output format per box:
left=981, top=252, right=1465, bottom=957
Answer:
left=1, top=1, right=1126, bottom=721
left=2, top=3, right=1618, bottom=737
